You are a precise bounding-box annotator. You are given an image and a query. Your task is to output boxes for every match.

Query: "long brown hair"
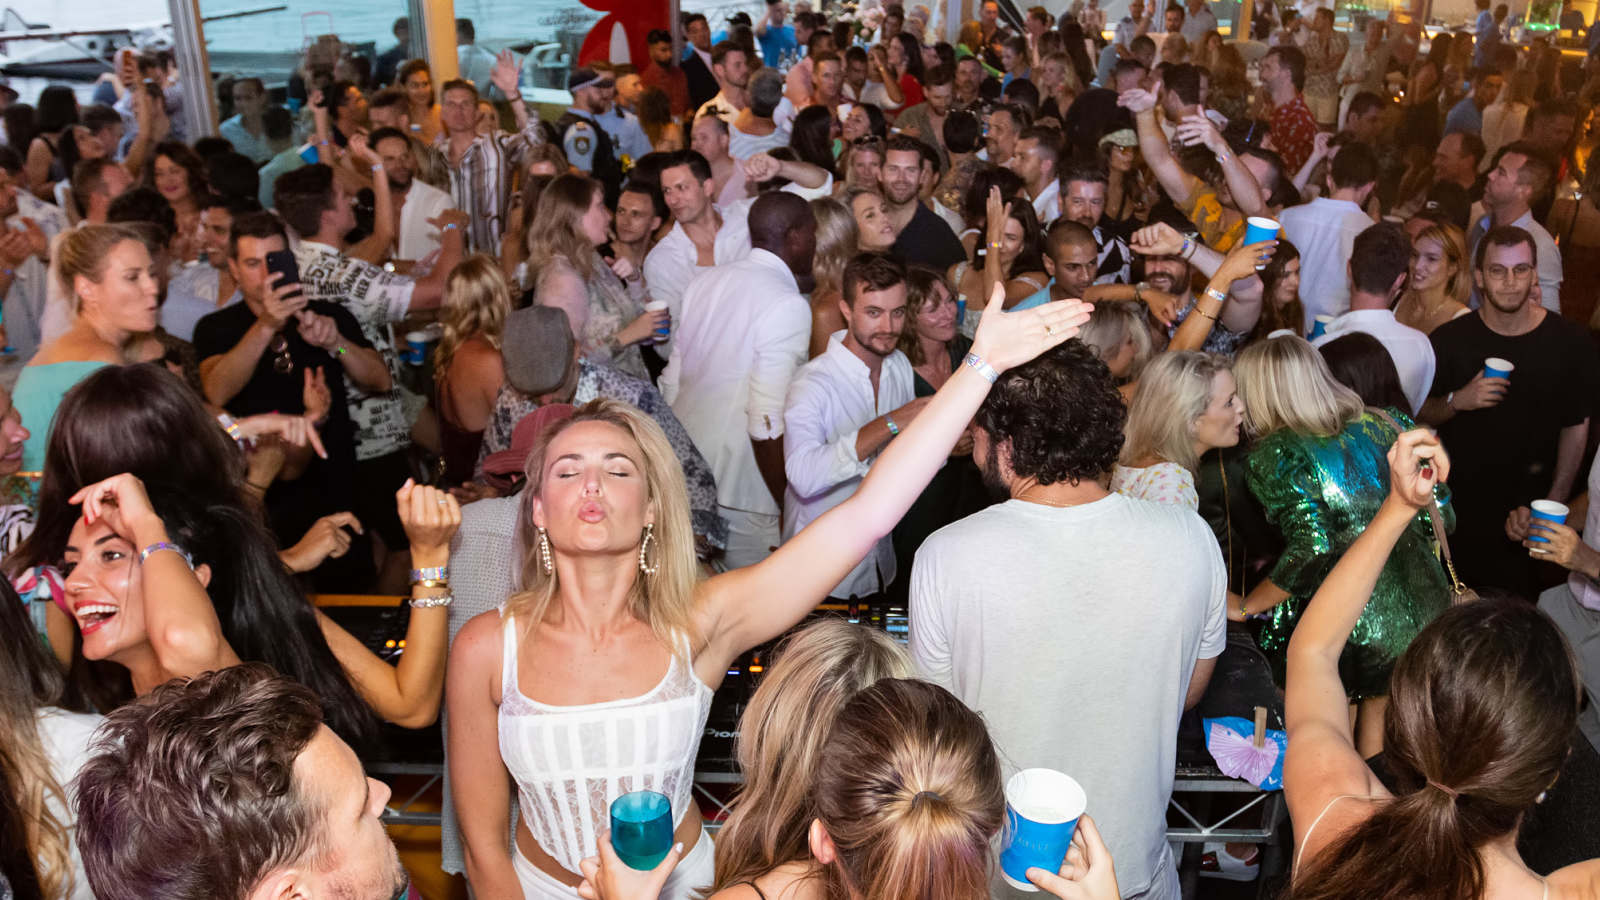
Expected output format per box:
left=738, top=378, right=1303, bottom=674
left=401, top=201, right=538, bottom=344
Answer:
left=527, top=173, right=601, bottom=280
left=811, top=678, right=1004, bottom=900
left=709, top=621, right=913, bottom=894
left=1289, top=599, right=1580, bottom=900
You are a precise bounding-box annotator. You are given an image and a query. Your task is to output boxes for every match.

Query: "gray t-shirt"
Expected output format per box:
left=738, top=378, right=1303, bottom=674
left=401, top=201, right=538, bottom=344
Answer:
left=910, top=494, right=1227, bottom=899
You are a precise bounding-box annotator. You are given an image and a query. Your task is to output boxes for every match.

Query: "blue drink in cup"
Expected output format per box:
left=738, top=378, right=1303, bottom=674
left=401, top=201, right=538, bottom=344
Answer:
left=609, top=790, right=674, bottom=870
left=1000, top=769, right=1087, bottom=891
left=1483, top=356, right=1515, bottom=380
left=1528, top=500, right=1569, bottom=544
left=1243, top=217, right=1280, bottom=269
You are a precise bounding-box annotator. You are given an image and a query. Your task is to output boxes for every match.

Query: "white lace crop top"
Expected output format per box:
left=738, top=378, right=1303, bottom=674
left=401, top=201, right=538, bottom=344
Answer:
left=496, top=609, right=713, bottom=873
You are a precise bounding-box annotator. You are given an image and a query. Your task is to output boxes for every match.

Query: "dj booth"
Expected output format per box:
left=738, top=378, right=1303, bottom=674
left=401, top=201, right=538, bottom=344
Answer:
left=322, top=597, right=1286, bottom=896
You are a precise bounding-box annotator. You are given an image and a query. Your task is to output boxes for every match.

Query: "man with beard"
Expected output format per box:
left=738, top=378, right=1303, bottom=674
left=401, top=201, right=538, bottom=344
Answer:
left=1422, top=226, right=1600, bottom=599
left=781, top=252, right=928, bottom=600
left=76, top=664, right=416, bottom=900
left=1468, top=142, right=1561, bottom=311
left=371, top=127, right=456, bottom=263
left=696, top=41, right=752, bottom=124
left=894, top=64, right=956, bottom=170
left=910, top=337, right=1224, bottom=900
left=882, top=135, right=966, bottom=270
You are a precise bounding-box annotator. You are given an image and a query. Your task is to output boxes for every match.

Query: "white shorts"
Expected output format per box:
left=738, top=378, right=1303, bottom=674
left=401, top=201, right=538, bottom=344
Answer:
left=510, top=827, right=715, bottom=900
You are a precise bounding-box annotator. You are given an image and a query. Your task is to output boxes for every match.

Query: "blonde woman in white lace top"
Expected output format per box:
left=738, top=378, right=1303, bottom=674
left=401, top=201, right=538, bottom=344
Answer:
left=1113, top=351, right=1244, bottom=510
left=446, top=285, right=1096, bottom=899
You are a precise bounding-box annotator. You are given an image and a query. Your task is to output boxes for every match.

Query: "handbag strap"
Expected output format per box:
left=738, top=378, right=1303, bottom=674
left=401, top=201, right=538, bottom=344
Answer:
left=1364, top=407, right=1470, bottom=598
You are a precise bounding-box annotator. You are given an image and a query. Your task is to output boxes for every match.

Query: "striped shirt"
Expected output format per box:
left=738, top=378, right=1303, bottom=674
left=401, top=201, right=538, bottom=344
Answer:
left=435, top=121, right=545, bottom=253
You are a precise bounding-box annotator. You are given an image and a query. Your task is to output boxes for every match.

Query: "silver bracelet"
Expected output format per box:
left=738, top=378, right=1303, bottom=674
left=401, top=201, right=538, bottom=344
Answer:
left=410, top=593, right=454, bottom=609
left=964, top=352, right=999, bottom=384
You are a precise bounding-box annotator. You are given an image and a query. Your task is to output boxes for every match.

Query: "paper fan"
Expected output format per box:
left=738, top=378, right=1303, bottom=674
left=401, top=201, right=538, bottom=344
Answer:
left=1203, top=711, right=1286, bottom=791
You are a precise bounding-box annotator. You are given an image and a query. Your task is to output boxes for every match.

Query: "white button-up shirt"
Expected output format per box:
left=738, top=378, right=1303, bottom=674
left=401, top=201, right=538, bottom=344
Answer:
left=1032, top=178, right=1061, bottom=225
left=1312, top=307, right=1435, bottom=415
left=781, top=330, right=914, bottom=598
left=643, top=211, right=751, bottom=356
left=660, top=249, right=811, bottom=518
left=396, top=179, right=455, bottom=263
left=1278, top=196, right=1372, bottom=328
left=1468, top=210, right=1562, bottom=313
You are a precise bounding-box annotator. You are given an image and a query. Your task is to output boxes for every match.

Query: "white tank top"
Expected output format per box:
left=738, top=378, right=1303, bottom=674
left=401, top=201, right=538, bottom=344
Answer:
left=497, top=608, right=713, bottom=874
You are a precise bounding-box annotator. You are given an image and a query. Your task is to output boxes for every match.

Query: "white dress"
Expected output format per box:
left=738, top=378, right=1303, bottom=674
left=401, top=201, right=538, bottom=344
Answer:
left=496, top=609, right=715, bottom=899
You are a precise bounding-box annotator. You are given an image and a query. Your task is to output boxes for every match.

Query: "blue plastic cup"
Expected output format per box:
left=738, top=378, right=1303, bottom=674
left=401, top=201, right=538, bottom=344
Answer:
left=1000, top=769, right=1087, bottom=891
left=404, top=331, right=428, bottom=367
left=1244, top=216, right=1280, bottom=269
left=646, top=300, right=671, bottom=341
left=1483, top=356, right=1515, bottom=380
left=610, top=790, right=673, bottom=871
left=956, top=295, right=967, bottom=327
left=1528, top=500, right=1569, bottom=544
left=1308, top=315, right=1334, bottom=340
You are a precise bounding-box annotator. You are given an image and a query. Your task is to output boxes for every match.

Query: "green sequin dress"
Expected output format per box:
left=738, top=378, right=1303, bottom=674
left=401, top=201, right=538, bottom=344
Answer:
left=1245, top=409, right=1452, bottom=699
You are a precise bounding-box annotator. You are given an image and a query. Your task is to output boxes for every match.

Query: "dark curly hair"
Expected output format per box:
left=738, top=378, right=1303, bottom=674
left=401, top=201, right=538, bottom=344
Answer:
left=975, top=339, right=1125, bottom=486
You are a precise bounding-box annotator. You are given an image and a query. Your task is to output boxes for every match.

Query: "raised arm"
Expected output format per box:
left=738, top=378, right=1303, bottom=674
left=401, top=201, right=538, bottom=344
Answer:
left=1169, top=238, right=1274, bottom=352
left=490, top=50, right=531, bottom=131
left=315, top=480, right=460, bottom=728
left=1283, top=430, right=1442, bottom=826
left=694, top=288, right=1095, bottom=672
left=1176, top=113, right=1265, bottom=218
left=71, top=474, right=240, bottom=685
left=343, top=135, right=397, bottom=265
left=1120, top=82, right=1197, bottom=207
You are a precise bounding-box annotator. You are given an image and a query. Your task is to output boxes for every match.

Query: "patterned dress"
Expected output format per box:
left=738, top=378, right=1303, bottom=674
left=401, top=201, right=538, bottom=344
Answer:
left=1111, top=462, right=1199, bottom=509
left=537, top=251, right=649, bottom=381
left=1245, top=409, right=1451, bottom=698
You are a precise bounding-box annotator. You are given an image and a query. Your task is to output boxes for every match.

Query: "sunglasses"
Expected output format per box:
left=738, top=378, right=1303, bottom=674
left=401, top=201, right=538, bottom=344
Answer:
left=270, top=333, right=295, bottom=375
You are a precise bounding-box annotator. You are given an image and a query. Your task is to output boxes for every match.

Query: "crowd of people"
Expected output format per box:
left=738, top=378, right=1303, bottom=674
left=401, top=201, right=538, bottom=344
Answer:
left=4, top=0, right=1600, bottom=898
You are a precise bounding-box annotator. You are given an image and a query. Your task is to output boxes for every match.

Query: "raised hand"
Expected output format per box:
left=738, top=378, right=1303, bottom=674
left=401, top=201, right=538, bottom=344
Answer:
left=296, top=309, right=341, bottom=350
left=259, top=271, right=308, bottom=329
left=576, top=830, right=684, bottom=900
left=970, top=283, right=1094, bottom=374
left=1117, top=77, right=1161, bottom=114
left=491, top=49, right=523, bottom=99
left=347, top=132, right=380, bottom=168
left=1385, top=428, right=1448, bottom=510
left=70, top=473, right=162, bottom=541
left=302, top=366, right=332, bottom=424
left=397, top=479, right=461, bottom=567
left=1213, top=239, right=1278, bottom=284
left=1129, top=221, right=1184, bottom=257
left=1174, top=113, right=1223, bottom=152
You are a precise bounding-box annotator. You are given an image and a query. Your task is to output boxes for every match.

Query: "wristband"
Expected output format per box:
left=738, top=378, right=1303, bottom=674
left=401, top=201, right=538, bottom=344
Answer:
left=331, top=344, right=347, bottom=357
left=1179, top=234, right=1193, bottom=259
left=140, top=542, right=194, bottom=569
left=370, top=163, right=384, bottom=173
left=217, top=412, right=244, bottom=443
left=963, top=352, right=999, bottom=384
left=1203, top=286, right=1228, bottom=304
left=443, top=223, right=459, bottom=231
left=885, top=415, right=900, bottom=437
left=410, top=593, right=454, bottom=609
left=411, top=565, right=448, bottom=584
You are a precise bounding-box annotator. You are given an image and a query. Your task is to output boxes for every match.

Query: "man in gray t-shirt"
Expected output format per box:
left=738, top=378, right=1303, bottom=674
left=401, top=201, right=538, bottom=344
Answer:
left=910, top=341, right=1226, bottom=900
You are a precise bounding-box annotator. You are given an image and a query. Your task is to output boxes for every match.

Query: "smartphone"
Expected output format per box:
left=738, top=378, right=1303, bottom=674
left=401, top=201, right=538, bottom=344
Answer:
left=265, top=249, right=303, bottom=297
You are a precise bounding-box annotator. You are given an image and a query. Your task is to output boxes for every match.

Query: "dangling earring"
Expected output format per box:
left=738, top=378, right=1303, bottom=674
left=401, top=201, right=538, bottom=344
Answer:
left=538, top=527, right=553, bottom=575
left=1537, top=791, right=1548, bottom=804
left=638, top=523, right=660, bottom=575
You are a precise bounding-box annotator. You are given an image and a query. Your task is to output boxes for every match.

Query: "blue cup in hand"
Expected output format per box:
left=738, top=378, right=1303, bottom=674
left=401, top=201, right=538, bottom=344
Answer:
left=610, top=790, right=674, bottom=871
left=1243, top=217, right=1280, bottom=269
left=1483, top=356, right=1514, bottom=380
left=999, top=769, right=1087, bottom=891
left=1529, top=500, right=1569, bottom=544
left=1308, top=315, right=1334, bottom=340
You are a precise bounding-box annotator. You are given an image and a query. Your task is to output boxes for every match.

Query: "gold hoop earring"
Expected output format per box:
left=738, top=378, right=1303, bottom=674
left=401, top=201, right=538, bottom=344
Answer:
left=538, top=527, right=553, bottom=575
left=638, top=523, right=660, bottom=575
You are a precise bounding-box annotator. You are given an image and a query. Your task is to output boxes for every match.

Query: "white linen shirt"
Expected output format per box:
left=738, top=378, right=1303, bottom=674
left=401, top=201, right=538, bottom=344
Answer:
left=1278, top=196, right=1372, bottom=328
left=780, top=330, right=913, bottom=598
left=1312, top=308, right=1436, bottom=415
left=1032, top=178, right=1061, bottom=224
left=396, top=179, right=455, bottom=262
left=642, top=211, right=751, bottom=356
left=660, top=249, right=811, bottom=518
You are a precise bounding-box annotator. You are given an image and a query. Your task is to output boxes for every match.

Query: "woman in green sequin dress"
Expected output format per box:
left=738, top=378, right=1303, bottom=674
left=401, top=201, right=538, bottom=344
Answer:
left=1233, top=336, right=1450, bottom=756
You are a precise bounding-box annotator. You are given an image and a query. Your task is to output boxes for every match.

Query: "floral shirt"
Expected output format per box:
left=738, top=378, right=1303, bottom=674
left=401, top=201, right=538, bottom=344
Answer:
left=293, top=242, right=413, bottom=461
left=1178, top=180, right=1246, bottom=253
left=477, top=359, right=727, bottom=549
left=1111, top=462, right=1199, bottom=509
left=1169, top=293, right=1249, bottom=358
left=1268, top=93, right=1319, bottom=175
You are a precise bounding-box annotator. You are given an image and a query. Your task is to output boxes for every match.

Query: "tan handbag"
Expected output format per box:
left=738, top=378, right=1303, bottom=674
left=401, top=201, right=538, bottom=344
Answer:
left=1367, top=407, right=1480, bottom=606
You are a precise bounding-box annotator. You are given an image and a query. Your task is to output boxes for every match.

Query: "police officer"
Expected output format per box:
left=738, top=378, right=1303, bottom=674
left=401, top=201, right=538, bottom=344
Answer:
left=559, top=67, right=624, bottom=206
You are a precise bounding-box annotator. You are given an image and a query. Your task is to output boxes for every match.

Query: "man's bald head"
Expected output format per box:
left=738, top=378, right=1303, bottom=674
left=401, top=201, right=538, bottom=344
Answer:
left=749, top=192, right=819, bottom=284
